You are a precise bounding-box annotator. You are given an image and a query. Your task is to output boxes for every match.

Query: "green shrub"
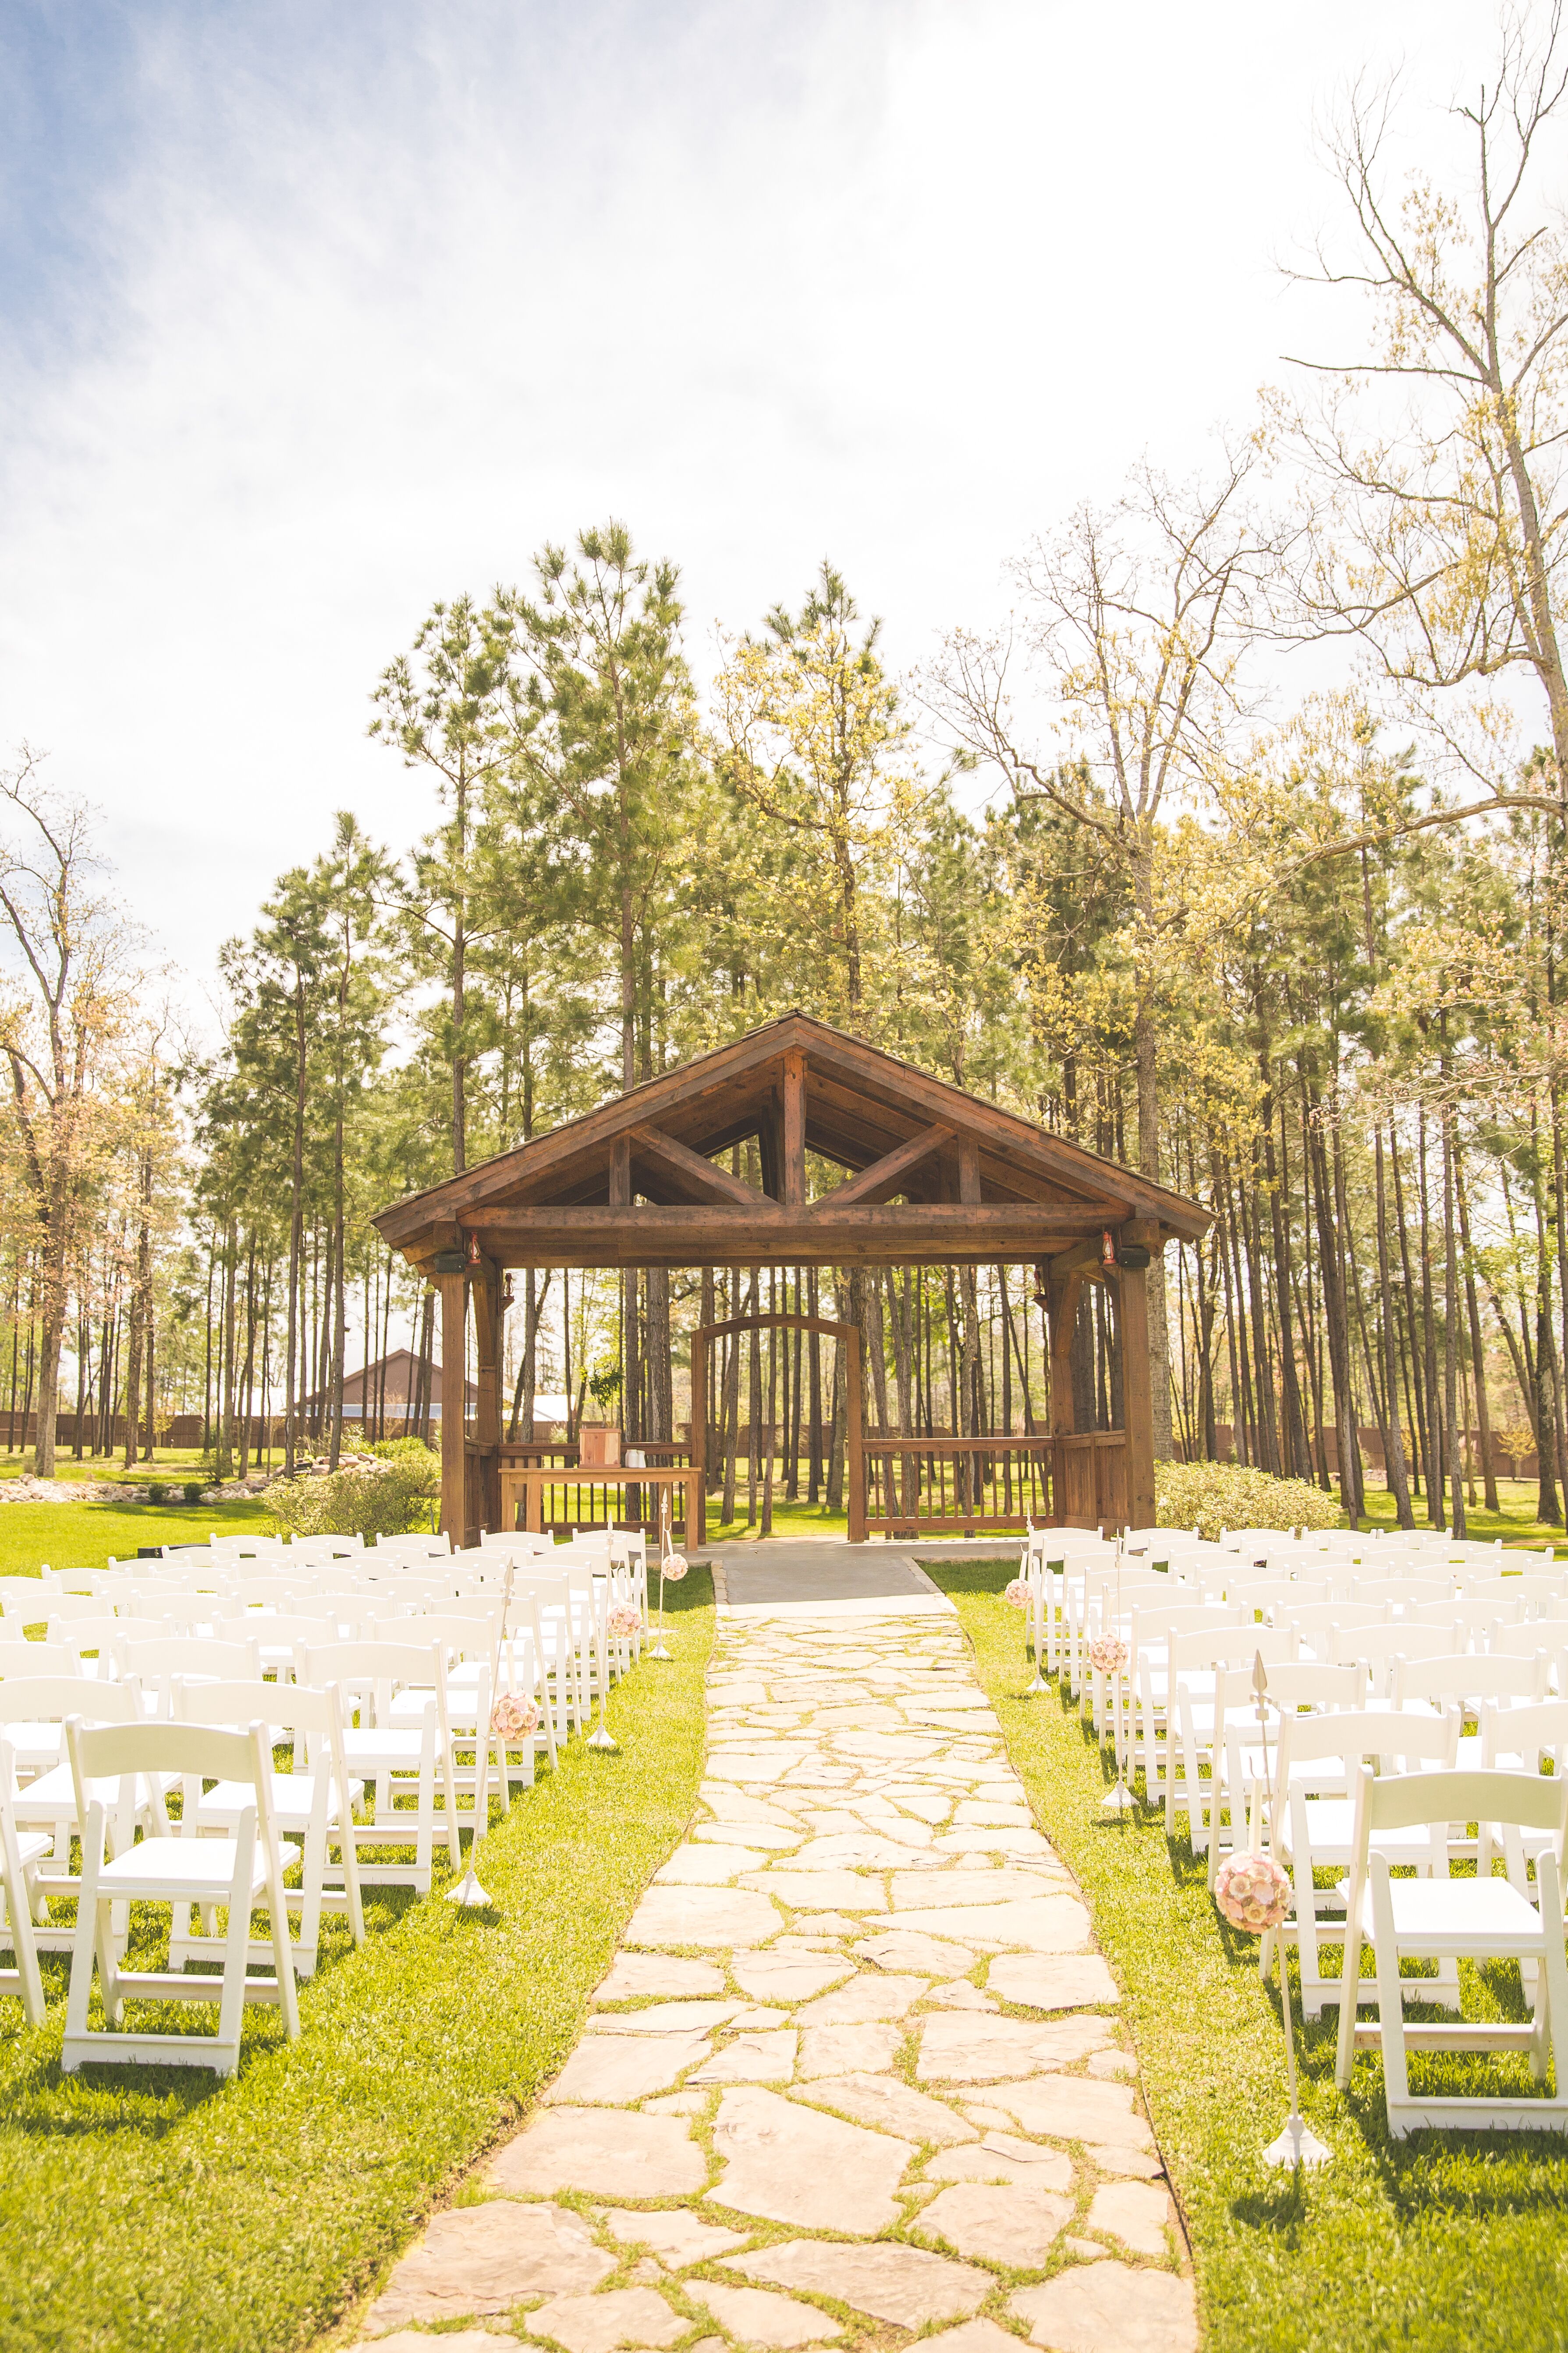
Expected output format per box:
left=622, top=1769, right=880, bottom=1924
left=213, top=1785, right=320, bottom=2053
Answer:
left=367, top=1435, right=440, bottom=1466
left=265, top=1453, right=439, bottom=1541
left=147, top=1482, right=167, bottom=1505
left=1155, top=1457, right=1344, bottom=1543
left=182, top=1481, right=205, bottom=1504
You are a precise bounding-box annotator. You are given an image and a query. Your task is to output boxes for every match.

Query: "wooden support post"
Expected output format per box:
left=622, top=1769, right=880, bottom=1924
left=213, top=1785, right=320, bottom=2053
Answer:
left=472, top=1258, right=501, bottom=1536
left=1048, top=1272, right=1081, bottom=1436
left=958, top=1139, right=981, bottom=1205
left=781, top=1049, right=807, bottom=1208
left=1047, top=1268, right=1081, bottom=1530
left=609, top=1134, right=632, bottom=1208
left=845, top=1322, right=866, bottom=1543
left=689, top=1325, right=709, bottom=1547
left=1116, top=1264, right=1156, bottom=1533
left=437, top=1272, right=467, bottom=1543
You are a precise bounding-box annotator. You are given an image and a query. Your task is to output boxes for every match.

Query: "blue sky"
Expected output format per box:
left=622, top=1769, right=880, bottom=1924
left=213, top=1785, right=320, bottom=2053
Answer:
left=0, top=0, right=1525, bottom=993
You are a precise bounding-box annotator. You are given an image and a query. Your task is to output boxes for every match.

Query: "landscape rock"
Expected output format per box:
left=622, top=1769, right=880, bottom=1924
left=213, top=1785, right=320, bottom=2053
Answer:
left=986, top=1955, right=1119, bottom=2012
left=541, top=2030, right=710, bottom=2105
left=724, top=2239, right=989, bottom=2327
left=794, top=2070, right=977, bottom=2146
left=688, top=2029, right=798, bottom=2084
left=599, top=2209, right=750, bottom=2266
left=691, top=2283, right=843, bottom=2347
left=594, top=1955, right=725, bottom=2003
left=366, top=2202, right=612, bottom=2329
left=490, top=2108, right=707, bottom=2201
left=1084, top=2180, right=1174, bottom=2257
left=624, top=1885, right=782, bottom=1948
left=915, top=2182, right=1072, bottom=2268
left=710, top=2084, right=912, bottom=2234
left=526, top=2287, right=684, bottom=2353
left=1010, top=2264, right=1197, bottom=2353
left=915, top=2012, right=1114, bottom=2083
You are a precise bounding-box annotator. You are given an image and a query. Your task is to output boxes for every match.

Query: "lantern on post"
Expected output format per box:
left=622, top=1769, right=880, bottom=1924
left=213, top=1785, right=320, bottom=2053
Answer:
left=1211, top=1653, right=1331, bottom=2169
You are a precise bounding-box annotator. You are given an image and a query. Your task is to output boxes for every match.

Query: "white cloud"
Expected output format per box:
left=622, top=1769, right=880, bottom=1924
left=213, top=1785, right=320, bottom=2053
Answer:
left=0, top=0, right=1525, bottom=991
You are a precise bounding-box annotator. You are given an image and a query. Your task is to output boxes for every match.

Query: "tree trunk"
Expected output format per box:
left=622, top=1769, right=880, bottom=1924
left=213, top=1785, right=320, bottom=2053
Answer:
left=1373, top=1124, right=1415, bottom=1527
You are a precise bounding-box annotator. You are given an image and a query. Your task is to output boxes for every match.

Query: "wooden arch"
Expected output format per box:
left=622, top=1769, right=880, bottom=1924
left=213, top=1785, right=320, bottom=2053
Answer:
left=689, top=1312, right=863, bottom=1546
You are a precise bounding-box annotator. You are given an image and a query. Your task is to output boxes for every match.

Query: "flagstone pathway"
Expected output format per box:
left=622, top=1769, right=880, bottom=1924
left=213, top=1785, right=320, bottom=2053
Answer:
left=358, top=1600, right=1199, bottom=2353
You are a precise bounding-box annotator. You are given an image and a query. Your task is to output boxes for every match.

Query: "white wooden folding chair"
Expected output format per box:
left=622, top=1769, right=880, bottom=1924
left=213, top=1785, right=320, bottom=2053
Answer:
left=1281, top=1599, right=1388, bottom=1663
left=1330, top=1619, right=1458, bottom=1698
left=1334, top=1764, right=1568, bottom=2134
left=1265, top=1704, right=1460, bottom=2018
left=1131, top=1601, right=1244, bottom=1805
left=0, top=1735, right=48, bottom=2026
left=1391, top=1650, right=1550, bottom=1770
left=3, top=1678, right=166, bottom=1924
left=61, top=1716, right=300, bottom=2077
left=117, top=1635, right=261, bottom=1717
left=297, top=1638, right=456, bottom=1890
left=369, top=1610, right=498, bottom=1838
left=1210, top=1660, right=1364, bottom=1886
left=1169, top=1624, right=1299, bottom=1852
left=1478, top=1696, right=1568, bottom=1894
left=174, top=1677, right=365, bottom=1976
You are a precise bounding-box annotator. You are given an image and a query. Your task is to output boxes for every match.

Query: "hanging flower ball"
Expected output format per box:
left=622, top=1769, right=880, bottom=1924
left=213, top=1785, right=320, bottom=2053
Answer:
left=490, top=1692, right=540, bottom=1741
left=1004, top=1577, right=1031, bottom=1608
left=607, top=1603, right=642, bottom=1641
left=662, top=1553, right=689, bottom=1582
left=1213, top=1850, right=1292, bottom=1934
left=1087, top=1633, right=1130, bottom=1676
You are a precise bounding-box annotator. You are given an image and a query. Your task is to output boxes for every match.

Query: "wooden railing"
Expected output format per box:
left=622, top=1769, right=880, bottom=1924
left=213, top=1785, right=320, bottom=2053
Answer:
left=861, top=1431, right=1128, bottom=1538
left=497, top=1462, right=703, bottom=1542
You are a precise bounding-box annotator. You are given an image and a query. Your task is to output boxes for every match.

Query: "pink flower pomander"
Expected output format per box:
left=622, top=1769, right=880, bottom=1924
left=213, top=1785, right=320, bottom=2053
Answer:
left=490, top=1692, right=540, bottom=1741
left=1213, top=1850, right=1291, bottom=1934
left=607, top=1602, right=642, bottom=1640
left=662, top=1553, right=689, bottom=1582
left=1004, top=1577, right=1031, bottom=1608
left=1087, top=1634, right=1129, bottom=1676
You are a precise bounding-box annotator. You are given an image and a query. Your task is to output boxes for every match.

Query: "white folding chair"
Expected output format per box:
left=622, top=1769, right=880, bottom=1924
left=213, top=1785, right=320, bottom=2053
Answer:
left=369, top=1610, right=499, bottom=1835
left=297, top=1639, right=456, bottom=1891
left=1331, top=1619, right=1458, bottom=1698
left=174, top=1677, right=365, bottom=1976
left=1266, top=1704, right=1461, bottom=2018
left=0, top=1736, right=48, bottom=2025
left=61, top=1716, right=301, bottom=2076
left=1391, top=1650, right=1550, bottom=1770
left=1334, top=1764, right=1568, bottom=2135
left=1131, top=1601, right=1244, bottom=1805
left=117, top=1635, right=261, bottom=1718
left=1169, top=1625, right=1299, bottom=1852
left=1478, top=1695, right=1568, bottom=1892
left=1210, top=1660, right=1364, bottom=1886
left=3, top=1678, right=166, bottom=1921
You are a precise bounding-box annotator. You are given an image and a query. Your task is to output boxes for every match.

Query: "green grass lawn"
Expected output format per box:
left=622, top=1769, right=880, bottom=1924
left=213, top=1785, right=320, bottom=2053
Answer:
left=706, top=1489, right=850, bottom=1540
left=931, top=1563, right=1568, bottom=2353
left=1356, top=1474, right=1568, bottom=1553
left=0, top=1566, right=715, bottom=2353
left=0, top=1494, right=276, bottom=1581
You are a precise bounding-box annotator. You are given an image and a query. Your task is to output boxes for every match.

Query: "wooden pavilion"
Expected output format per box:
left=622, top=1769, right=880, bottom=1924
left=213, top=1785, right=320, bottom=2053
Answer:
left=372, top=1013, right=1210, bottom=1547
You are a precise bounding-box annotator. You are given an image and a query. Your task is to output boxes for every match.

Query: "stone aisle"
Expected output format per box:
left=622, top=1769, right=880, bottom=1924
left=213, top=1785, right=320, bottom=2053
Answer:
left=358, top=1607, right=1198, bottom=2353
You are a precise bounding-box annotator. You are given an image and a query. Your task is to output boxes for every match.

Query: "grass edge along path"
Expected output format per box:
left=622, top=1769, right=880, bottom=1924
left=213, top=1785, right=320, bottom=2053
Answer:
left=928, top=1564, right=1568, bottom=2353
left=0, top=1571, right=716, bottom=2353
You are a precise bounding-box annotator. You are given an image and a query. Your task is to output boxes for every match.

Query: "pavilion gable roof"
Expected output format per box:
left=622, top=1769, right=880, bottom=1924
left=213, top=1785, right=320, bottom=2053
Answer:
left=374, top=1013, right=1209, bottom=1269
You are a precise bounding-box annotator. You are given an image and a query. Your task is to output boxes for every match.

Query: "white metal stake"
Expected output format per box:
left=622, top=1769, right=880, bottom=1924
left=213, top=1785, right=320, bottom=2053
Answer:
left=1025, top=1556, right=1047, bottom=1693
left=1251, top=1651, right=1331, bottom=2168
left=648, top=1502, right=673, bottom=1660
left=587, top=1594, right=619, bottom=1752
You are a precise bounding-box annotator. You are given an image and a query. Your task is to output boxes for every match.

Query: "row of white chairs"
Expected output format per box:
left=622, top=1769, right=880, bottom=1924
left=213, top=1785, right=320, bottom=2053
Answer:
left=1014, top=1520, right=1568, bottom=2135
left=0, top=1525, right=659, bottom=2072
